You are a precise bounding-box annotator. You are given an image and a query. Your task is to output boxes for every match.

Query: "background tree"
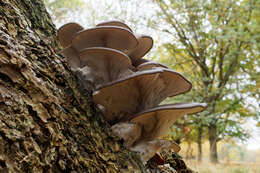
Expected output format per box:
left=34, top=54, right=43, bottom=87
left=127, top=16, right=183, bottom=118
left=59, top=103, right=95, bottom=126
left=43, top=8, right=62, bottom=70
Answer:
left=155, top=0, right=260, bottom=163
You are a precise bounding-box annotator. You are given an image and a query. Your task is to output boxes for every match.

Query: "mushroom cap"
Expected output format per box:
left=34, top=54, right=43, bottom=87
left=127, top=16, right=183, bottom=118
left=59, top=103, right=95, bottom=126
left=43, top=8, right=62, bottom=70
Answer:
left=130, top=139, right=180, bottom=163
left=93, top=69, right=164, bottom=123
left=96, top=21, right=153, bottom=62
left=57, top=22, right=83, bottom=48
left=92, top=68, right=192, bottom=123
left=71, top=26, right=138, bottom=54
left=130, top=103, right=207, bottom=140
left=79, top=47, right=133, bottom=88
left=96, top=20, right=133, bottom=32
left=128, top=35, right=153, bottom=63
left=136, top=60, right=168, bottom=71
left=138, top=69, right=192, bottom=109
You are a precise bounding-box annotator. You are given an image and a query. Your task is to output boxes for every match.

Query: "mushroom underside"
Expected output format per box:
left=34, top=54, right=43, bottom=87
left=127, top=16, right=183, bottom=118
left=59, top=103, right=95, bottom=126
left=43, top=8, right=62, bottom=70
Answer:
left=131, top=103, right=207, bottom=140
left=93, top=69, right=192, bottom=123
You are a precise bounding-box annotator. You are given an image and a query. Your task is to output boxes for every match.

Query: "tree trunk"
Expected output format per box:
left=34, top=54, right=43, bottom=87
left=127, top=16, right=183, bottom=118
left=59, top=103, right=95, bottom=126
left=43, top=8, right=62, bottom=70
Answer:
left=0, top=0, right=144, bottom=172
left=209, top=124, right=218, bottom=163
left=197, top=126, right=202, bottom=162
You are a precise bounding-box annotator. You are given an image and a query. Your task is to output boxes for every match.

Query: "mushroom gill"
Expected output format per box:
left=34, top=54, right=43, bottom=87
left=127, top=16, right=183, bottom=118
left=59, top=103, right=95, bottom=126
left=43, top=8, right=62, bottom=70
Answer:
left=78, top=47, right=133, bottom=89
left=130, top=103, right=207, bottom=140
left=92, top=68, right=192, bottom=123
left=58, top=24, right=138, bottom=71
left=111, top=103, right=206, bottom=162
left=127, top=35, right=153, bottom=64
left=92, top=69, right=164, bottom=123
left=96, top=21, right=153, bottom=64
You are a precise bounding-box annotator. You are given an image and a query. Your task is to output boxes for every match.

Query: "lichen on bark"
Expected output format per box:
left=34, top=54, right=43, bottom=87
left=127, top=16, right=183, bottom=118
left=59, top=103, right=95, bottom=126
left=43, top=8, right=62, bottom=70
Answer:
left=0, top=0, right=144, bottom=172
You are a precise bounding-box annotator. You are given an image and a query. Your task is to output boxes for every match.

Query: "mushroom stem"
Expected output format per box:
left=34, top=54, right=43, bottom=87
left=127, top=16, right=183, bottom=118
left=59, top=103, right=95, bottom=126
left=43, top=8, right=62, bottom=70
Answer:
left=130, top=139, right=180, bottom=163
left=111, top=122, right=142, bottom=147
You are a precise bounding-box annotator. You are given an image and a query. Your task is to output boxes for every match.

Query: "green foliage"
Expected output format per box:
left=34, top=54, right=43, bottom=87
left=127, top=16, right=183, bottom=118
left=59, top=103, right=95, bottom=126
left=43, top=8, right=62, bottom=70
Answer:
left=154, top=0, right=260, bottom=149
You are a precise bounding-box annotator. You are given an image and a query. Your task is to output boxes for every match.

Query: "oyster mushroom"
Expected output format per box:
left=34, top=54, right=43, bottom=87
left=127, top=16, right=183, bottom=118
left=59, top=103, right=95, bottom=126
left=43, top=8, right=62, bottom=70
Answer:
left=57, top=23, right=83, bottom=70
left=58, top=25, right=138, bottom=70
left=78, top=47, right=133, bottom=89
left=96, top=20, right=133, bottom=32
left=71, top=26, right=138, bottom=54
left=127, top=35, right=153, bottom=64
left=130, top=103, right=207, bottom=140
left=111, top=103, right=206, bottom=149
left=96, top=21, right=153, bottom=64
left=126, top=103, right=206, bottom=163
left=136, top=60, right=168, bottom=71
left=93, top=69, right=192, bottom=123
left=93, top=69, right=163, bottom=123
left=57, top=22, right=83, bottom=48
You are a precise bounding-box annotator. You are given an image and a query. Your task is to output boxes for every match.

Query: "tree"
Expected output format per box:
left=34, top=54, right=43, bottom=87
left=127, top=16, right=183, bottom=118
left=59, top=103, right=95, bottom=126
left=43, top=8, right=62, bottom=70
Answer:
left=155, top=0, right=260, bottom=163
left=0, top=0, right=145, bottom=172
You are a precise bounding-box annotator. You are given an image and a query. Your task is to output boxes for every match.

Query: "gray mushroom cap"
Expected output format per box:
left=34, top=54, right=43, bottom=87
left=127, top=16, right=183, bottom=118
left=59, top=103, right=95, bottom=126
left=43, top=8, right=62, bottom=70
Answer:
left=96, top=20, right=133, bottom=32
left=92, top=68, right=192, bottom=123
left=127, top=35, right=153, bottom=64
left=130, top=103, right=207, bottom=140
left=96, top=21, right=153, bottom=63
left=71, top=26, right=138, bottom=54
left=57, top=22, right=83, bottom=48
left=59, top=25, right=138, bottom=71
left=136, top=60, right=168, bottom=71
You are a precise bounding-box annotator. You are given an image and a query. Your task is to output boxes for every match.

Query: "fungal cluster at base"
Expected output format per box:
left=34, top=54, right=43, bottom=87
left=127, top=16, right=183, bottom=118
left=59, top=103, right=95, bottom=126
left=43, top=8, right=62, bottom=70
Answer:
left=58, top=21, right=207, bottom=165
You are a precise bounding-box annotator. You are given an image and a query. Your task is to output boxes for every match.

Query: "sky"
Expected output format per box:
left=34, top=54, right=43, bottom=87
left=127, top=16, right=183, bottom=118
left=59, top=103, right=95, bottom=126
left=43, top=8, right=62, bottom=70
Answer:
left=243, top=118, right=260, bottom=150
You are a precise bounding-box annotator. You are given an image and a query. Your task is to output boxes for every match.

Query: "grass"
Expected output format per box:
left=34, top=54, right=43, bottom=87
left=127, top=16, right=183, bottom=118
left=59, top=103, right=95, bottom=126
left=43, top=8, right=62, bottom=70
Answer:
left=186, top=160, right=260, bottom=173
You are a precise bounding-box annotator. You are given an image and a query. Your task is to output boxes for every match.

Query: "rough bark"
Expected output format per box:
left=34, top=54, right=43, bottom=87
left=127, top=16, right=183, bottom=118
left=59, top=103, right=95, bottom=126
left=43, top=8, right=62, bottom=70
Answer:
left=0, top=0, right=144, bottom=172
left=209, top=125, right=218, bottom=163
left=197, top=126, right=202, bottom=162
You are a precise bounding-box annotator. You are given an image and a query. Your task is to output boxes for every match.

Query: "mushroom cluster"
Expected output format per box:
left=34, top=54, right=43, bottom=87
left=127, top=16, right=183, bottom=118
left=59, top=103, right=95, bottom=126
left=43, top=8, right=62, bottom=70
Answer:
left=58, top=21, right=207, bottom=164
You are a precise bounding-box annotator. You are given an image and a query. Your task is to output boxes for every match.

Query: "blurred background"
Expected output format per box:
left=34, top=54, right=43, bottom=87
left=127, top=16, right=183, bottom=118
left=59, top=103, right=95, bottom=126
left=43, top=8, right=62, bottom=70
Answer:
left=44, top=0, right=260, bottom=172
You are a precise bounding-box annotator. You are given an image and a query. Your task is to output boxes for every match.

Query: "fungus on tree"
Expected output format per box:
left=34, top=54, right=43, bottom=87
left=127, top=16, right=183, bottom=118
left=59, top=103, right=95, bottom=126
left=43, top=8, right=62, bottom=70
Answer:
left=96, top=21, right=153, bottom=65
left=58, top=23, right=138, bottom=70
left=78, top=47, right=133, bottom=89
left=96, top=20, right=133, bottom=32
left=130, top=103, right=207, bottom=140
left=58, top=20, right=207, bottom=168
left=111, top=103, right=206, bottom=163
left=128, top=35, right=153, bottom=64
left=93, top=69, right=192, bottom=122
